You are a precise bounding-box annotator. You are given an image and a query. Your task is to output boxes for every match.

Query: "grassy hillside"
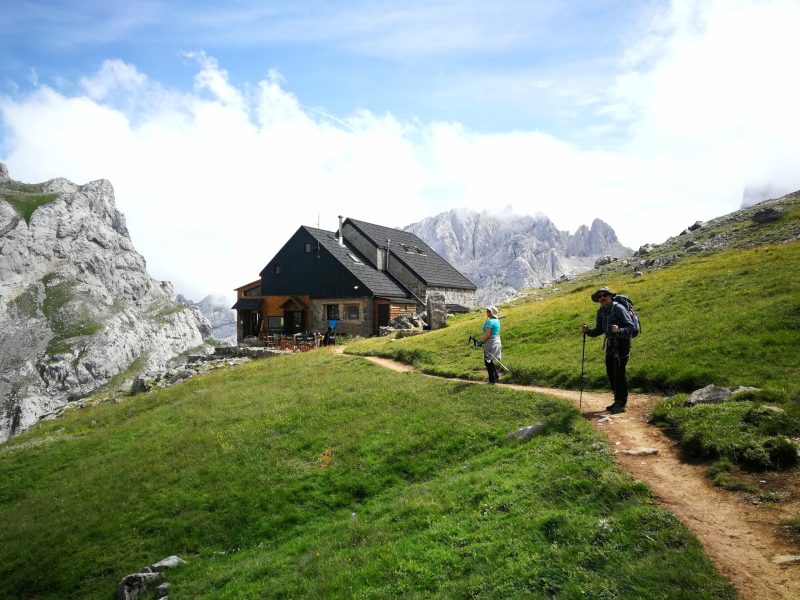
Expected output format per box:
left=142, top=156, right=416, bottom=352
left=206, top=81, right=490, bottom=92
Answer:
left=0, top=352, right=735, bottom=599
left=348, top=241, right=800, bottom=397
left=348, top=209, right=800, bottom=477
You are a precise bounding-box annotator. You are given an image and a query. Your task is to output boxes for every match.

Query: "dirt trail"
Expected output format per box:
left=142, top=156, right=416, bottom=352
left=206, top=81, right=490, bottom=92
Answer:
left=360, top=354, right=800, bottom=600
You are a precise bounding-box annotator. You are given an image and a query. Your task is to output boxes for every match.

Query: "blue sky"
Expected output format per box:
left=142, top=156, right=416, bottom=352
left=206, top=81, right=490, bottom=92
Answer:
left=2, top=0, right=799, bottom=301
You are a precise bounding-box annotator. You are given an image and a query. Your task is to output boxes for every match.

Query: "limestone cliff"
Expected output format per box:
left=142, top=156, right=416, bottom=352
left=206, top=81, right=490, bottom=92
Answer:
left=0, top=164, right=211, bottom=441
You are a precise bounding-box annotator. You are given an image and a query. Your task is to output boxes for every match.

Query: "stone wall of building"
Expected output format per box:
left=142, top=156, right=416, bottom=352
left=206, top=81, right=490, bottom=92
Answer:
left=311, top=297, right=373, bottom=337
left=429, top=287, right=476, bottom=308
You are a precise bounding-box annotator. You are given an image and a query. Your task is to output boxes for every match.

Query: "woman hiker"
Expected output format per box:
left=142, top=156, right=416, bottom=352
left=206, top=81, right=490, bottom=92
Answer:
left=481, top=305, right=502, bottom=384
left=580, top=286, right=636, bottom=413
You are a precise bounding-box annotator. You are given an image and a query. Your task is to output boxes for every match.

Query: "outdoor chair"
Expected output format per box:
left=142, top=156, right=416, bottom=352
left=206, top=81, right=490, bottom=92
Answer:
left=303, top=332, right=315, bottom=350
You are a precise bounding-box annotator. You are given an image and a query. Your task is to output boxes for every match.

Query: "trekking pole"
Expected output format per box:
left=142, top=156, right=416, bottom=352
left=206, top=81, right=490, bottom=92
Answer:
left=484, top=349, right=510, bottom=373
left=579, top=332, right=586, bottom=412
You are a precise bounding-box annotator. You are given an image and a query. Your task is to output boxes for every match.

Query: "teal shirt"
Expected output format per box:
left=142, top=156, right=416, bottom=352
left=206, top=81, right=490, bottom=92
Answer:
left=483, top=317, right=501, bottom=337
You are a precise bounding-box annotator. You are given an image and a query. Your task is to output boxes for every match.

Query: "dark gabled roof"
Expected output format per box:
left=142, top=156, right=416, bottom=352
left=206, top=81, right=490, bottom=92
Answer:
left=280, top=296, right=307, bottom=310
left=232, top=298, right=262, bottom=310
left=302, top=226, right=418, bottom=302
left=345, top=218, right=476, bottom=290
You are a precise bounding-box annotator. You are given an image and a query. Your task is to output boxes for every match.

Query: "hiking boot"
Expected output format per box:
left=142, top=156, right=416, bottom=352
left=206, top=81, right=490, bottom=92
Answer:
left=609, top=404, right=626, bottom=414
left=605, top=403, right=616, bottom=411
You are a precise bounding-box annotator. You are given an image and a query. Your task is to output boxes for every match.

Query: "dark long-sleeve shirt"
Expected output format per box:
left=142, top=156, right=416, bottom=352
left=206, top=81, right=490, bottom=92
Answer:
left=586, top=302, right=636, bottom=339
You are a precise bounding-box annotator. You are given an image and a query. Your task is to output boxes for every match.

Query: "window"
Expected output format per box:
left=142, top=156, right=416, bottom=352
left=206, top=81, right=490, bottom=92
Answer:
left=401, top=243, right=413, bottom=253
left=347, top=252, right=362, bottom=264
left=415, top=246, right=426, bottom=255
left=304, top=242, right=312, bottom=253
left=326, top=304, right=340, bottom=320
left=345, top=304, right=359, bottom=320
left=267, top=316, right=284, bottom=330
left=274, top=264, right=280, bottom=275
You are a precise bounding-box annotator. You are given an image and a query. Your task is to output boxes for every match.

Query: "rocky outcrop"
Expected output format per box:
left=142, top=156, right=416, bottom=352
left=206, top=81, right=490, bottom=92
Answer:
left=0, top=165, right=211, bottom=441
left=116, top=555, right=186, bottom=599
left=404, top=209, right=631, bottom=305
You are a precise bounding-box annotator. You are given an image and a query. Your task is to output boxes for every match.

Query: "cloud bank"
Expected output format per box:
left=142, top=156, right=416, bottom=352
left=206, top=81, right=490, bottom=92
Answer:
left=1, top=0, right=799, bottom=302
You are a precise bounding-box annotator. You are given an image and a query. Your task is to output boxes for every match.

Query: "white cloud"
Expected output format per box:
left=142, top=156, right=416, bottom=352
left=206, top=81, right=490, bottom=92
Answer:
left=1, top=0, right=799, bottom=303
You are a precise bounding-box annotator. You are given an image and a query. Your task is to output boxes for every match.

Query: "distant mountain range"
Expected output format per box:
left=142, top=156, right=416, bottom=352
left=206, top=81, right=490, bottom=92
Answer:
left=404, top=209, right=631, bottom=305
left=177, top=294, right=236, bottom=342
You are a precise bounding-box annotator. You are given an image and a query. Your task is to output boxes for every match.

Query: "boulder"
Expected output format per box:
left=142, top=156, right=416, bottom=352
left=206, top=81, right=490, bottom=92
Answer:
left=115, top=555, right=185, bottom=599
left=685, top=384, right=759, bottom=406
left=115, top=572, right=164, bottom=600
left=594, top=255, right=615, bottom=268
left=752, top=206, right=784, bottom=224
left=426, top=292, right=447, bottom=331
left=130, top=378, right=151, bottom=396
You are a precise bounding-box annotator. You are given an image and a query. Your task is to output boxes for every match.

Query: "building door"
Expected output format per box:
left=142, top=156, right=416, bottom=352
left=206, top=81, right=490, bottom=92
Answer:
left=244, top=311, right=260, bottom=337
left=377, top=304, right=390, bottom=327
left=285, top=310, right=304, bottom=334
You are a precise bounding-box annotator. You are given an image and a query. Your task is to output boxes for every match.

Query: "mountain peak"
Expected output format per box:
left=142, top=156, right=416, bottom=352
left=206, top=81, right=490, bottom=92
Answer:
left=404, top=208, right=631, bottom=304
left=0, top=167, right=211, bottom=441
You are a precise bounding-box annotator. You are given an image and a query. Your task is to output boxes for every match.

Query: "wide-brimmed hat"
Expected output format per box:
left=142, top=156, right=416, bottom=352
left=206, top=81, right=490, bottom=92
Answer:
left=591, top=286, right=615, bottom=302
left=486, top=305, right=499, bottom=317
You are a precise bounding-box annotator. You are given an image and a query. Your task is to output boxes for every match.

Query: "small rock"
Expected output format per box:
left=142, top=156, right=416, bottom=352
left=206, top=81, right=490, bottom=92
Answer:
left=151, top=555, right=186, bottom=571
left=688, top=221, right=704, bottom=231
left=623, top=448, right=659, bottom=456
left=507, top=423, right=546, bottom=441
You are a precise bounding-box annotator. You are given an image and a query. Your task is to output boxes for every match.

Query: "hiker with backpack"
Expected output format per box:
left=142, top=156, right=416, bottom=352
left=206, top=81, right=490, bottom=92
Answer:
left=580, top=286, right=638, bottom=414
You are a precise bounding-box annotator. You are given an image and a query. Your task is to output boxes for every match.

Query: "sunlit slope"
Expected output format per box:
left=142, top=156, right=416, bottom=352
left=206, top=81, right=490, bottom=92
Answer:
left=349, top=241, right=800, bottom=395
left=0, top=352, right=734, bottom=598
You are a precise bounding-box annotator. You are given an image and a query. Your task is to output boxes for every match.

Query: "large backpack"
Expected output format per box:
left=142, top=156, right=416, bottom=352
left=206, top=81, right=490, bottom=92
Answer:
left=613, top=294, right=640, bottom=337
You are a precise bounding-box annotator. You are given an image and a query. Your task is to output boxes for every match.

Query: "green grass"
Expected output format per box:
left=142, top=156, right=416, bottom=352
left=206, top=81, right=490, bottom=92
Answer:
left=348, top=241, right=800, bottom=479
left=347, top=242, right=800, bottom=397
left=11, top=285, right=39, bottom=318
left=154, top=304, right=186, bottom=322
left=0, top=352, right=735, bottom=599
left=41, top=277, right=103, bottom=355
left=651, top=392, right=798, bottom=470
left=1, top=189, right=59, bottom=224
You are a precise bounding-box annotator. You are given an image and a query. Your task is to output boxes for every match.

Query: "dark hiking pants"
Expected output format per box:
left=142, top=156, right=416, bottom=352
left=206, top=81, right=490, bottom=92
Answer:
left=605, top=338, right=631, bottom=407
left=485, top=359, right=498, bottom=383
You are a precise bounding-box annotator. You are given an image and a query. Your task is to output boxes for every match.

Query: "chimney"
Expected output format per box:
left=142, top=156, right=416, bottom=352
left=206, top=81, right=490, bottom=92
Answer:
left=338, top=215, right=344, bottom=246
